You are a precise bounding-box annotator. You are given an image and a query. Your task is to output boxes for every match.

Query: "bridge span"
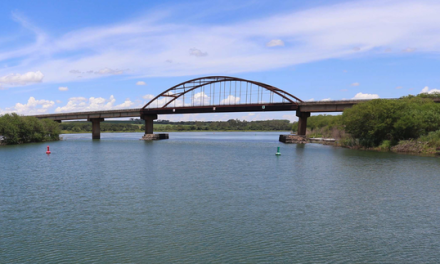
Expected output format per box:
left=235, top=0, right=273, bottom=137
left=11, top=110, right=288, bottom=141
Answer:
left=30, top=76, right=428, bottom=139
left=32, top=100, right=373, bottom=139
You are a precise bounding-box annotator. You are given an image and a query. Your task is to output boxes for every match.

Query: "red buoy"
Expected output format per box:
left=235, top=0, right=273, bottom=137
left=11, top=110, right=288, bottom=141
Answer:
left=46, top=146, right=51, bottom=154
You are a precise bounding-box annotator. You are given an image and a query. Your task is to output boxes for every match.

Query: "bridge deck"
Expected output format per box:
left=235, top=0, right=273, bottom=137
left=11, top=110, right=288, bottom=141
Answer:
left=31, top=99, right=440, bottom=121
left=33, top=108, right=142, bottom=121
left=32, top=103, right=299, bottom=121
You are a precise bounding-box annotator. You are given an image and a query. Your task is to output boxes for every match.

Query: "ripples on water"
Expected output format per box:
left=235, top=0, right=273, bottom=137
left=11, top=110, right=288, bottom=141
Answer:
left=1, top=132, right=440, bottom=263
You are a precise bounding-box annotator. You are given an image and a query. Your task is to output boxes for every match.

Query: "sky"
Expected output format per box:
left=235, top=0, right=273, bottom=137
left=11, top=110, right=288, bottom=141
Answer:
left=1, top=0, right=440, bottom=122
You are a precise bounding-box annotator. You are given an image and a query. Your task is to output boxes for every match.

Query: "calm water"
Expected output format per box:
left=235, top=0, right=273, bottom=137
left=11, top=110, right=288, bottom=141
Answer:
left=1, top=132, right=440, bottom=263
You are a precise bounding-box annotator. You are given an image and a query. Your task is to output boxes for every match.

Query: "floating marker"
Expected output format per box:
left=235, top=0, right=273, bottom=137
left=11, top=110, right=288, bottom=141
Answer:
left=275, top=146, right=281, bottom=156
left=46, top=146, right=51, bottom=154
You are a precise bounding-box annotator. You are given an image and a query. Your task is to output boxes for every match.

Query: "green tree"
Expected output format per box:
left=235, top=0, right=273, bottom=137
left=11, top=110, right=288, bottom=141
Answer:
left=342, top=97, right=440, bottom=147
left=0, top=114, right=60, bottom=145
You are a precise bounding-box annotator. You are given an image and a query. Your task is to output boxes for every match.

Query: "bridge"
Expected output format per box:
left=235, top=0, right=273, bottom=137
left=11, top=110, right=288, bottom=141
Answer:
left=30, top=76, right=412, bottom=139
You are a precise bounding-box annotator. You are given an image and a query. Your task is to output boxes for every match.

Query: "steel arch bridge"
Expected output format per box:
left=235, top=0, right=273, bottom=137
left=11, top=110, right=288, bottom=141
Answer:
left=141, top=76, right=303, bottom=115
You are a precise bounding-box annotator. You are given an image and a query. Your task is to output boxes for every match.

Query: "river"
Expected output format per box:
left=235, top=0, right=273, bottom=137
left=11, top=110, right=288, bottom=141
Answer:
left=1, top=132, right=440, bottom=263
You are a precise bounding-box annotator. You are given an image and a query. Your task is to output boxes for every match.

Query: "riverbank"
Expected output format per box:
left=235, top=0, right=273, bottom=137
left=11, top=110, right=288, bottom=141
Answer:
left=0, top=113, right=60, bottom=145
left=292, top=95, right=440, bottom=157
left=307, top=137, right=440, bottom=156
left=280, top=133, right=440, bottom=157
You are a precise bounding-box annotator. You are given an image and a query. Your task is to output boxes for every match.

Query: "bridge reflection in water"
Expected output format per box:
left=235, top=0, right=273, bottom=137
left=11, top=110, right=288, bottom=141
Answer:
left=32, top=76, right=378, bottom=139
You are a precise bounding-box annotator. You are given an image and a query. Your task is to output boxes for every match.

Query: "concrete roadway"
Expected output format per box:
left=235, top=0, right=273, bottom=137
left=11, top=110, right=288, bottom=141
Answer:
left=31, top=99, right=393, bottom=121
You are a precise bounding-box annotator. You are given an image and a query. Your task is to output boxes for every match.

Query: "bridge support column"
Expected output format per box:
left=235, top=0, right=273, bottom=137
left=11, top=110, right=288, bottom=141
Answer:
left=296, top=110, right=310, bottom=136
left=141, top=114, right=169, bottom=140
left=143, top=114, right=157, bottom=134
left=88, top=118, right=104, bottom=139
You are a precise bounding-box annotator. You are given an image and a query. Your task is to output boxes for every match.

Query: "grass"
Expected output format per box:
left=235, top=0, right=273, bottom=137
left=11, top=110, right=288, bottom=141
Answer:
left=391, top=130, right=440, bottom=154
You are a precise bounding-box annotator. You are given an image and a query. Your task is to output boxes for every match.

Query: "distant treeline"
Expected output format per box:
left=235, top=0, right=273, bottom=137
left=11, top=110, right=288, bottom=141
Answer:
left=60, top=119, right=292, bottom=132
left=155, top=119, right=291, bottom=131
left=0, top=113, right=60, bottom=145
left=60, top=122, right=143, bottom=132
left=293, top=93, right=440, bottom=154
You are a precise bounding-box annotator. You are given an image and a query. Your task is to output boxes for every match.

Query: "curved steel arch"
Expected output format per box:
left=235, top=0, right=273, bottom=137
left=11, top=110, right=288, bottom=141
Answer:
left=142, top=76, right=303, bottom=109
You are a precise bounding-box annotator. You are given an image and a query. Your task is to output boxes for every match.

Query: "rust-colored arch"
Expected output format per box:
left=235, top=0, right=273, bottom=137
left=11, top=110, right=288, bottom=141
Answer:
left=141, top=76, right=303, bottom=109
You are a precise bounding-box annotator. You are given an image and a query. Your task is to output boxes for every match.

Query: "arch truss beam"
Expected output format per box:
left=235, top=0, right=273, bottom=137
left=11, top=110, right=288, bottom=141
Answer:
left=141, top=76, right=303, bottom=112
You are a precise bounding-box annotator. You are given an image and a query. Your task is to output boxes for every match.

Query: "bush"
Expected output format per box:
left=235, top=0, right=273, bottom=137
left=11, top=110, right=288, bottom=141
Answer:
left=378, top=140, right=392, bottom=151
left=292, top=114, right=342, bottom=133
left=418, top=130, right=440, bottom=148
left=342, top=97, right=440, bottom=147
left=0, top=113, right=60, bottom=145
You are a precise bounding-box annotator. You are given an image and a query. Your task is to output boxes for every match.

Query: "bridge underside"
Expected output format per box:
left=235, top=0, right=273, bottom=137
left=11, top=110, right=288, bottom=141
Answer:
left=141, top=103, right=298, bottom=116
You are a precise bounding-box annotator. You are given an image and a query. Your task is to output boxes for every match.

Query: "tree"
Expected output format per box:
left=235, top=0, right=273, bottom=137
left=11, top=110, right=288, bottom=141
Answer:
left=342, top=97, right=440, bottom=147
left=0, top=114, right=60, bottom=145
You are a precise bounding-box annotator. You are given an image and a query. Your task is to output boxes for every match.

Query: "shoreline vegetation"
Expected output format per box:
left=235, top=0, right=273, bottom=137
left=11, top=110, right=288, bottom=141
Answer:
left=59, top=119, right=292, bottom=133
left=0, top=113, right=60, bottom=145
left=1, top=119, right=292, bottom=145
left=296, top=93, right=440, bottom=155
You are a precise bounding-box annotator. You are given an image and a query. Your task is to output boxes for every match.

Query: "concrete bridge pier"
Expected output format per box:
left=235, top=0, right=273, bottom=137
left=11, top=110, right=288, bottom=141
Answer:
left=296, top=110, right=310, bottom=136
left=143, top=114, right=157, bottom=134
left=88, top=118, right=104, bottom=139
left=141, top=114, right=169, bottom=140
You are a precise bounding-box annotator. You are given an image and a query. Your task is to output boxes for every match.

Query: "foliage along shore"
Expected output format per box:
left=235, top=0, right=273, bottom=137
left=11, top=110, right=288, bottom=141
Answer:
left=293, top=93, right=440, bottom=155
left=0, top=118, right=292, bottom=145
left=59, top=119, right=292, bottom=133
left=0, top=113, right=60, bottom=145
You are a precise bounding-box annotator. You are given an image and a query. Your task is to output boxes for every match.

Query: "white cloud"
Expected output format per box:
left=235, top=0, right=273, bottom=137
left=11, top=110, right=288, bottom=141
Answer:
left=307, top=98, right=315, bottom=101
left=159, top=111, right=298, bottom=122
left=192, top=92, right=210, bottom=105
left=0, top=97, right=54, bottom=115
left=220, top=95, right=240, bottom=105
left=403, top=47, right=416, bottom=53
left=352, top=92, right=379, bottom=99
left=115, top=98, right=134, bottom=109
left=56, top=100, right=62, bottom=103
left=136, top=81, right=146, bottom=85
left=282, top=114, right=298, bottom=122
left=143, top=91, right=183, bottom=108
left=266, top=39, right=285, bottom=47
left=94, top=68, right=124, bottom=75
left=58, top=86, right=68, bottom=91
left=351, top=82, right=360, bottom=86
left=143, top=94, right=155, bottom=100
left=54, top=95, right=134, bottom=113
left=420, top=86, right=440, bottom=94
left=321, top=98, right=331, bottom=101
left=69, top=97, right=87, bottom=101
left=4, top=1, right=440, bottom=83
left=68, top=69, right=124, bottom=75
left=0, top=71, right=44, bottom=87
left=189, top=48, right=208, bottom=57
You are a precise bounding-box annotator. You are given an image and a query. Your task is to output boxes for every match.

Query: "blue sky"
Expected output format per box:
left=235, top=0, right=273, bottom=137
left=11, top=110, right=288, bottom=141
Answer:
left=1, top=0, right=440, bottom=121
